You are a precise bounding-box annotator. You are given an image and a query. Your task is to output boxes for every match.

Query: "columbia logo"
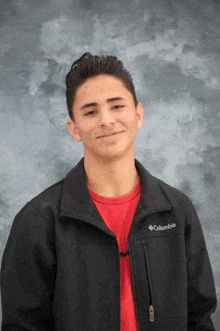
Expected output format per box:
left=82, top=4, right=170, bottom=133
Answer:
left=149, top=223, right=176, bottom=231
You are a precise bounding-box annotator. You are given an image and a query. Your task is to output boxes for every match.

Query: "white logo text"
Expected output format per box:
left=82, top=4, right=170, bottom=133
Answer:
left=149, top=223, right=176, bottom=231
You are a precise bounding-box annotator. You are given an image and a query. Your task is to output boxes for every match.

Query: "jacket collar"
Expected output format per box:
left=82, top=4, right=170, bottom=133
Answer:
left=134, top=160, right=171, bottom=216
left=59, top=158, right=171, bottom=230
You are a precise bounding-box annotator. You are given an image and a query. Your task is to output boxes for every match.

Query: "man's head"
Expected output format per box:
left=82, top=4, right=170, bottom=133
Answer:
left=66, top=53, right=143, bottom=163
left=65, top=52, right=138, bottom=120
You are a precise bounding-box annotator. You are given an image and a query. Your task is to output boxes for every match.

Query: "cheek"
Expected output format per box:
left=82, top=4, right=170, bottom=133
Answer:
left=127, top=115, right=139, bottom=129
left=77, top=123, right=97, bottom=141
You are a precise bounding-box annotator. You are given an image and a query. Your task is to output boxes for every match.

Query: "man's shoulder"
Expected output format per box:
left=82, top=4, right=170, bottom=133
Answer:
left=27, top=159, right=84, bottom=207
left=24, top=164, right=78, bottom=218
left=152, top=175, right=199, bottom=222
left=155, top=176, right=191, bottom=203
left=27, top=178, right=65, bottom=208
left=23, top=158, right=85, bottom=219
left=11, top=178, right=66, bottom=227
left=136, top=159, right=192, bottom=207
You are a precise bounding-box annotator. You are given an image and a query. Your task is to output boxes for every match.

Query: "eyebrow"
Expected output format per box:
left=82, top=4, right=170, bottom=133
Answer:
left=80, top=97, right=125, bottom=110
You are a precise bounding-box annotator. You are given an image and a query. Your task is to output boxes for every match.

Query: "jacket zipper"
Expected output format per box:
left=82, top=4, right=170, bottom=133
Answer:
left=144, top=245, right=155, bottom=322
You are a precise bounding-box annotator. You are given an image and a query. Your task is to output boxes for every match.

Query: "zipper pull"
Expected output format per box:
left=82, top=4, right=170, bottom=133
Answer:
left=149, top=305, right=155, bottom=322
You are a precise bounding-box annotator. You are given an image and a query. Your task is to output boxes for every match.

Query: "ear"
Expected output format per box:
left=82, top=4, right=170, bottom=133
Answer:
left=66, top=120, right=82, bottom=142
left=136, top=102, right=144, bottom=128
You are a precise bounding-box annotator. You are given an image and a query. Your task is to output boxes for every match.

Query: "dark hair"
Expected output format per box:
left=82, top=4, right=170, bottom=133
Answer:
left=65, top=52, right=138, bottom=120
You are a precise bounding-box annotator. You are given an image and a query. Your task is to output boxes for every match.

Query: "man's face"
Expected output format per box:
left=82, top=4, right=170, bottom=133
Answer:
left=67, top=74, right=143, bottom=162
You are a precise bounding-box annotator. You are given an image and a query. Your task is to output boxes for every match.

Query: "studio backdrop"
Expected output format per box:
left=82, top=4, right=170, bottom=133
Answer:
left=1, top=0, right=220, bottom=326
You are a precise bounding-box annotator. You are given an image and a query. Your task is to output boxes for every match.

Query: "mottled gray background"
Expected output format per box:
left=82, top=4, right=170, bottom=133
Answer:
left=1, top=0, right=220, bottom=327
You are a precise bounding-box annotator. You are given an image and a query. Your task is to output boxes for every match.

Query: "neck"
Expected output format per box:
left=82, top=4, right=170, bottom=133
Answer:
left=84, top=153, right=139, bottom=198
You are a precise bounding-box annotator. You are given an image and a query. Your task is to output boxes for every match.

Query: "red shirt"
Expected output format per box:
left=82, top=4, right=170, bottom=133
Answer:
left=89, top=179, right=141, bottom=331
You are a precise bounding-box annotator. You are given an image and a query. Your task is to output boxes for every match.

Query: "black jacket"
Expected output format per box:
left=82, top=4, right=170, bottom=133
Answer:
left=1, top=159, right=217, bottom=330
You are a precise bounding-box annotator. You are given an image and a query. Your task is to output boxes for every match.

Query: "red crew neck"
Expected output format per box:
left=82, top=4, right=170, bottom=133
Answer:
left=88, top=177, right=141, bottom=205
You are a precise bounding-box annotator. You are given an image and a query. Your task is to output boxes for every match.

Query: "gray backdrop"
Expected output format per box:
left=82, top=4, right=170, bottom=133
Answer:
left=1, top=0, right=220, bottom=327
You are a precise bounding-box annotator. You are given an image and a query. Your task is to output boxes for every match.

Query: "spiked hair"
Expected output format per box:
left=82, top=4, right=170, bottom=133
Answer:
left=65, top=52, right=138, bottom=120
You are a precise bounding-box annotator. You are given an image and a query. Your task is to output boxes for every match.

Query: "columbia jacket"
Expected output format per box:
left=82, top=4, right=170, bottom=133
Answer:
left=1, top=159, right=217, bottom=330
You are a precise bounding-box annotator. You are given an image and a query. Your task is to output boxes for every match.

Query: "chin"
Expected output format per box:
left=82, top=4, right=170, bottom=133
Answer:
left=85, top=143, right=134, bottom=162
left=97, top=149, right=131, bottom=163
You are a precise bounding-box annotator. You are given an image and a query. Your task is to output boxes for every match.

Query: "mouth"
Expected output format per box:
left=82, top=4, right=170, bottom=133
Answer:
left=97, top=131, right=124, bottom=139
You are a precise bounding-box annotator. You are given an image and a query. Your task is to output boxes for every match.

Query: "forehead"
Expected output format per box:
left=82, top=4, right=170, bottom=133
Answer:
left=74, top=74, right=133, bottom=106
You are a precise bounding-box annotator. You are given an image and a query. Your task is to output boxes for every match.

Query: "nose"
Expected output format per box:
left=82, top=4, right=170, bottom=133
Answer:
left=99, top=108, right=115, bottom=127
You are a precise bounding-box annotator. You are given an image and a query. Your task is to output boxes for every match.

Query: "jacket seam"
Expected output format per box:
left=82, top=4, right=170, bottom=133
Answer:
left=130, top=231, right=184, bottom=241
left=140, top=206, right=172, bottom=215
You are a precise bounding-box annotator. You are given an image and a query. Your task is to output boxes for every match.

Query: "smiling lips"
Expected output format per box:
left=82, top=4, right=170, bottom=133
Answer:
left=97, top=131, right=124, bottom=139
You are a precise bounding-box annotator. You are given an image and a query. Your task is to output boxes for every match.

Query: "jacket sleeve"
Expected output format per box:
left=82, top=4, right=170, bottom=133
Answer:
left=1, top=202, right=56, bottom=330
left=185, top=198, right=217, bottom=330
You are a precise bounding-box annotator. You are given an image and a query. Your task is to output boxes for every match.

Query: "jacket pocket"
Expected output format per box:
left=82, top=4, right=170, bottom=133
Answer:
left=130, top=233, right=188, bottom=326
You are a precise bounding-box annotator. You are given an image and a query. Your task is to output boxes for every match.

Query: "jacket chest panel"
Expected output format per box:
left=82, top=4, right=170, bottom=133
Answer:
left=131, top=210, right=185, bottom=239
left=129, top=217, right=187, bottom=326
left=54, top=218, right=120, bottom=330
left=56, top=217, right=119, bottom=280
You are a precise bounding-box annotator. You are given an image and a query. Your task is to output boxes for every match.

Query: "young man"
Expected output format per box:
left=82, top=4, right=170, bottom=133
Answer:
left=1, top=53, right=217, bottom=330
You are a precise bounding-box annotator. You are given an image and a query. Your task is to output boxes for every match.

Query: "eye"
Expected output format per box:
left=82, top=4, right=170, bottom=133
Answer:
left=112, top=105, right=125, bottom=110
left=84, top=110, right=97, bottom=116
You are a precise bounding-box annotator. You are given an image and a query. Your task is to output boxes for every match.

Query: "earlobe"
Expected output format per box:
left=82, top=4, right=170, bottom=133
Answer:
left=137, top=103, right=144, bottom=128
left=66, top=120, right=82, bottom=142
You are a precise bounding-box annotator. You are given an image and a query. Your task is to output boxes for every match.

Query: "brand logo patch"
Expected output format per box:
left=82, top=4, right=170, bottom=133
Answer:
left=149, top=223, right=176, bottom=231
